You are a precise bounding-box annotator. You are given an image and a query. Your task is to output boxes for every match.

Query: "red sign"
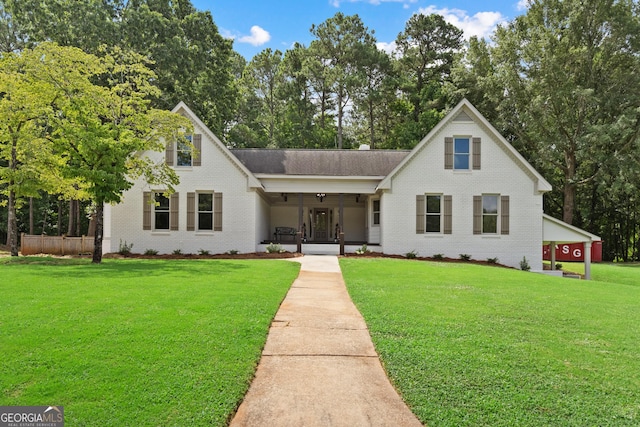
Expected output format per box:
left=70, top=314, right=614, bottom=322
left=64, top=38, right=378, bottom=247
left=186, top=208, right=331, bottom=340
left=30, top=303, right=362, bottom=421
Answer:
left=543, top=242, right=602, bottom=262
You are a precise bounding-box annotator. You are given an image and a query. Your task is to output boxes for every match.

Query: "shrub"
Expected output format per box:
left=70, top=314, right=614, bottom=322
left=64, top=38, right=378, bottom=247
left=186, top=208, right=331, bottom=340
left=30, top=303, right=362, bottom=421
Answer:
left=405, top=250, right=418, bottom=259
left=266, top=243, right=284, bottom=253
left=172, top=249, right=183, bottom=255
left=432, top=253, right=444, bottom=260
left=520, top=256, right=531, bottom=271
left=118, top=240, right=133, bottom=255
left=459, top=254, right=472, bottom=261
left=144, top=249, right=158, bottom=256
left=198, top=249, right=211, bottom=255
left=226, top=249, right=239, bottom=255
left=556, top=263, right=563, bottom=270
left=487, top=257, right=499, bottom=264
left=355, top=244, right=370, bottom=255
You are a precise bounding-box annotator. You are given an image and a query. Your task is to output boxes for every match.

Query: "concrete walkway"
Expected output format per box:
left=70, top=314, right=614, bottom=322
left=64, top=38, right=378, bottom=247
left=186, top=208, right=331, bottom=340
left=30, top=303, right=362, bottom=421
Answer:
left=229, top=255, right=423, bottom=427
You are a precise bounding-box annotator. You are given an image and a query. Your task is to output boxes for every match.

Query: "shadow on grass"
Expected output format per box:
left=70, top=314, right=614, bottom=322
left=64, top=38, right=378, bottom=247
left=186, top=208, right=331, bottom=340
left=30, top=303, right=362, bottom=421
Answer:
left=0, top=256, right=257, bottom=279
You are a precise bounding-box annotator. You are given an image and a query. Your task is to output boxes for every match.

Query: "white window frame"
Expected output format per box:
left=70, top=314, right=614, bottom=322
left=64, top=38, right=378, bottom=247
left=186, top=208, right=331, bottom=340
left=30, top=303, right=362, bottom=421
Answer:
left=425, top=194, right=442, bottom=233
left=176, top=135, right=193, bottom=167
left=372, top=199, right=380, bottom=226
left=454, top=137, right=470, bottom=170
left=482, top=194, right=499, bottom=234
left=197, top=192, right=214, bottom=231
left=154, top=192, right=170, bottom=230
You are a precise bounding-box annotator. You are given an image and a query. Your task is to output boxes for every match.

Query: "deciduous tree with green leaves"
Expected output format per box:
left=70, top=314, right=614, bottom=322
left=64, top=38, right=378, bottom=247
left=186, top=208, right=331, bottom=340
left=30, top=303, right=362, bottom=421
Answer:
left=1, top=43, right=191, bottom=261
left=491, top=0, right=640, bottom=226
left=0, top=43, right=82, bottom=256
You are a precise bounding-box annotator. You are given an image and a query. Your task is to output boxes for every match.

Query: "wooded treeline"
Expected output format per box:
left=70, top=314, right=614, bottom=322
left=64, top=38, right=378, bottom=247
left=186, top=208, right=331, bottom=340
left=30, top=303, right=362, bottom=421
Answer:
left=1, top=0, right=639, bottom=261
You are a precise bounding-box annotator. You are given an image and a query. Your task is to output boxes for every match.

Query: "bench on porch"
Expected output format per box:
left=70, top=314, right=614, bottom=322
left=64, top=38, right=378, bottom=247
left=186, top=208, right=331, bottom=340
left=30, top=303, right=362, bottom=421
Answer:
left=273, top=226, right=298, bottom=242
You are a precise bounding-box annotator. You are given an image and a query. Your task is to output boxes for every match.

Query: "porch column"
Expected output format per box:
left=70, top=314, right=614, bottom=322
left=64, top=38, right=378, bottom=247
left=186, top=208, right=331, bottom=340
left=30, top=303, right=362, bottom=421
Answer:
left=550, top=241, right=556, bottom=270
left=297, top=193, right=303, bottom=253
left=584, top=241, right=592, bottom=280
left=339, top=193, right=344, bottom=255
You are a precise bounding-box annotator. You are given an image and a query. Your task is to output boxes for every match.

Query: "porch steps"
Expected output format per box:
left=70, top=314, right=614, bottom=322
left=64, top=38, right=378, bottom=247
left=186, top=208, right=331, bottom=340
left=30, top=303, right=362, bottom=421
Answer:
left=256, top=243, right=381, bottom=256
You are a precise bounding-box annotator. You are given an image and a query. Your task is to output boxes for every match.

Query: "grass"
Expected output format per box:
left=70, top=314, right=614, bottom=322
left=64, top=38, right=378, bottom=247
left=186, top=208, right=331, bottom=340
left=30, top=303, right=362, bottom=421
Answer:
left=0, top=257, right=299, bottom=426
left=340, top=258, right=640, bottom=426
left=551, top=261, right=640, bottom=287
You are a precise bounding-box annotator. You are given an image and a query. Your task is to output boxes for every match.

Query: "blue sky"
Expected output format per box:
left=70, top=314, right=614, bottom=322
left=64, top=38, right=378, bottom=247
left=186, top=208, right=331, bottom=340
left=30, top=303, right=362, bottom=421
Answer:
left=191, top=0, right=529, bottom=60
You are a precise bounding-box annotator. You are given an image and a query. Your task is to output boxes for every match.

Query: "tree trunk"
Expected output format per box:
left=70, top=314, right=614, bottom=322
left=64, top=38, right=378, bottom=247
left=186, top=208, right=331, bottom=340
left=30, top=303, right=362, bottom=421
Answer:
left=67, top=200, right=76, bottom=236
left=29, top=197, right=34, bottom=234
left=8, top=138, right=19, bottom=257
left=92, top=202, right=104, bottom=264
left=75, top=200, right=81, bottom=236
left=7, top=189, right=18, bottom=257
left=337, top=91, right=344, bottom=149
left=563, top=181, right=576, bottom=225
left=563, top=149, right=577, bottom=224
left=57, top=199, right=63, bottom=236
left=368, top=98, right=375, bottom=149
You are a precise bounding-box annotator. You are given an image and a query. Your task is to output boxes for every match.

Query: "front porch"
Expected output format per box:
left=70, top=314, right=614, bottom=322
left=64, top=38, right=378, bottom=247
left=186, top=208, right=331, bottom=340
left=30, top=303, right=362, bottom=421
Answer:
left=259, top=192, right=380, bottom=251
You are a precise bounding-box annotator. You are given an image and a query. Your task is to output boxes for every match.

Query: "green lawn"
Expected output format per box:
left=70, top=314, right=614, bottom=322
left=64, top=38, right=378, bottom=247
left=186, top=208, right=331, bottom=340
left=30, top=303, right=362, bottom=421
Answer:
left=340, top=258, right=640, bottom=426
left=0, top=257, right=299, bottom=426
left=551, top=261, right=640, bottom=287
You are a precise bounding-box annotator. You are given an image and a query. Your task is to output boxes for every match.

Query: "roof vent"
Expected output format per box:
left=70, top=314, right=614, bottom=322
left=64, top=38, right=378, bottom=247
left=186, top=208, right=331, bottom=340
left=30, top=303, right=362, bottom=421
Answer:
left=453, top=111, right=473, bottom=122
left=358, top=144, right=370, bottom=150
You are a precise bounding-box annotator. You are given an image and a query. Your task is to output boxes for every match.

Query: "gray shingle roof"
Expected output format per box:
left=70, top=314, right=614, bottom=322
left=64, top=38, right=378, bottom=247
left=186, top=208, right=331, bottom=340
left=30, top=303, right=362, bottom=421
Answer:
left=229, top=149, right=411, bottom=176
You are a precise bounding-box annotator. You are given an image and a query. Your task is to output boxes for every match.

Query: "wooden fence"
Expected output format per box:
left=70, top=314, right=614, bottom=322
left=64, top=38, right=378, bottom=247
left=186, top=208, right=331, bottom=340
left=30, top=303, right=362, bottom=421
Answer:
left=21, top=233, right=93, bottom=256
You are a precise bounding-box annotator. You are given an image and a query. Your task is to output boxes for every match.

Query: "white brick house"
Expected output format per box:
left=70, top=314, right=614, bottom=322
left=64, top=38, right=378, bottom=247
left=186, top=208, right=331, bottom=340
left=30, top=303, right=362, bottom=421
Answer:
left=104, top=98, right=555, bottom=269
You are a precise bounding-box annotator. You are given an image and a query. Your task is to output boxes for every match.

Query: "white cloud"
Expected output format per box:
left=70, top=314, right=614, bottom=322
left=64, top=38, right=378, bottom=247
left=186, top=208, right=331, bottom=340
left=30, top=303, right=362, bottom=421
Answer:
left=419, top=6, right=506, bottom=40
left=516, top=0, right=530, bottom=11
left=330, top=0, right=418, bottom=8
left=220, top=28, right=236, bottom=41
left=238, top=25, right=271, bottom=46
left=376, top=41, right=397, bottom=56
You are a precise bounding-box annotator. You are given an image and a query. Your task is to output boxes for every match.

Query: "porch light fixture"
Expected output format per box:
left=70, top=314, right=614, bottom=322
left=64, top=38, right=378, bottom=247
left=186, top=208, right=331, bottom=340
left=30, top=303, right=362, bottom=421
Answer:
left=316, top=193, right=326, bottom=202
left=355, top=194, right=360, bottom=203
left=281, top=193, right=288, bottom=202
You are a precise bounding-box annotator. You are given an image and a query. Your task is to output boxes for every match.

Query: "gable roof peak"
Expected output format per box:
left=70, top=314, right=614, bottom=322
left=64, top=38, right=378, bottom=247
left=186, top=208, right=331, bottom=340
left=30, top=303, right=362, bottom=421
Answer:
left=377, top=98, right=552, bottom=193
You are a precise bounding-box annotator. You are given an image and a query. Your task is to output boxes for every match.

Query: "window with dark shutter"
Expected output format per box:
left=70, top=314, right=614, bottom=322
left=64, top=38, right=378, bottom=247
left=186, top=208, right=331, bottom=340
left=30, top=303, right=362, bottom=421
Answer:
left=473, top=196, right=482, bottom=234
left=443, top=195, right=452, bottom=234
left=165, top=142, right=174, bottom=166
left=187, top=192, right=195, bottom=231
left=213, top=193, right=223, bottom=231
left=501, top=196, right=510, bottom=235
left=143, top=192, right=152, bottom=230
left=198, top=193, right=213, bottom=230
left=154, top=193, right=170, bottom=230
left=444, top=137, right=453, bottom=169
left=416, top=195, right=425, bottom=234
left=425, top=195, right=441, bottom=233
left=193, top=134, right=202, bottom=166
left=170, top=193, right=179, bottom=230
left=472, top=137, right=481, bottom=170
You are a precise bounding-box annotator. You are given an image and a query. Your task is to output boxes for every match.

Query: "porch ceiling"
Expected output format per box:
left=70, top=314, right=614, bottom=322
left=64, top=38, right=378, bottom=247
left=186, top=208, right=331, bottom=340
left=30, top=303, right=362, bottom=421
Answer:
left=257, top=175, right=382, bottom=195
left=543, top=214, right=601, bottom=244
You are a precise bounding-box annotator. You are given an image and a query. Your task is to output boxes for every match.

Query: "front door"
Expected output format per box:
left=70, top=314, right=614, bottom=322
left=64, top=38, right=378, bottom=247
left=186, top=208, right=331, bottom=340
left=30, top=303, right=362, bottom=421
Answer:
left=313, top=208, right=329, bottom=241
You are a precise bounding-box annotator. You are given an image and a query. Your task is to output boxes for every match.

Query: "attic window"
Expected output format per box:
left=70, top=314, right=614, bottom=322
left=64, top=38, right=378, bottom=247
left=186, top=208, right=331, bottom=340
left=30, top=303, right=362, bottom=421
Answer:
left=454, top=138, right=470, bottom=170
left=177, top=135, right=193, bottom=167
